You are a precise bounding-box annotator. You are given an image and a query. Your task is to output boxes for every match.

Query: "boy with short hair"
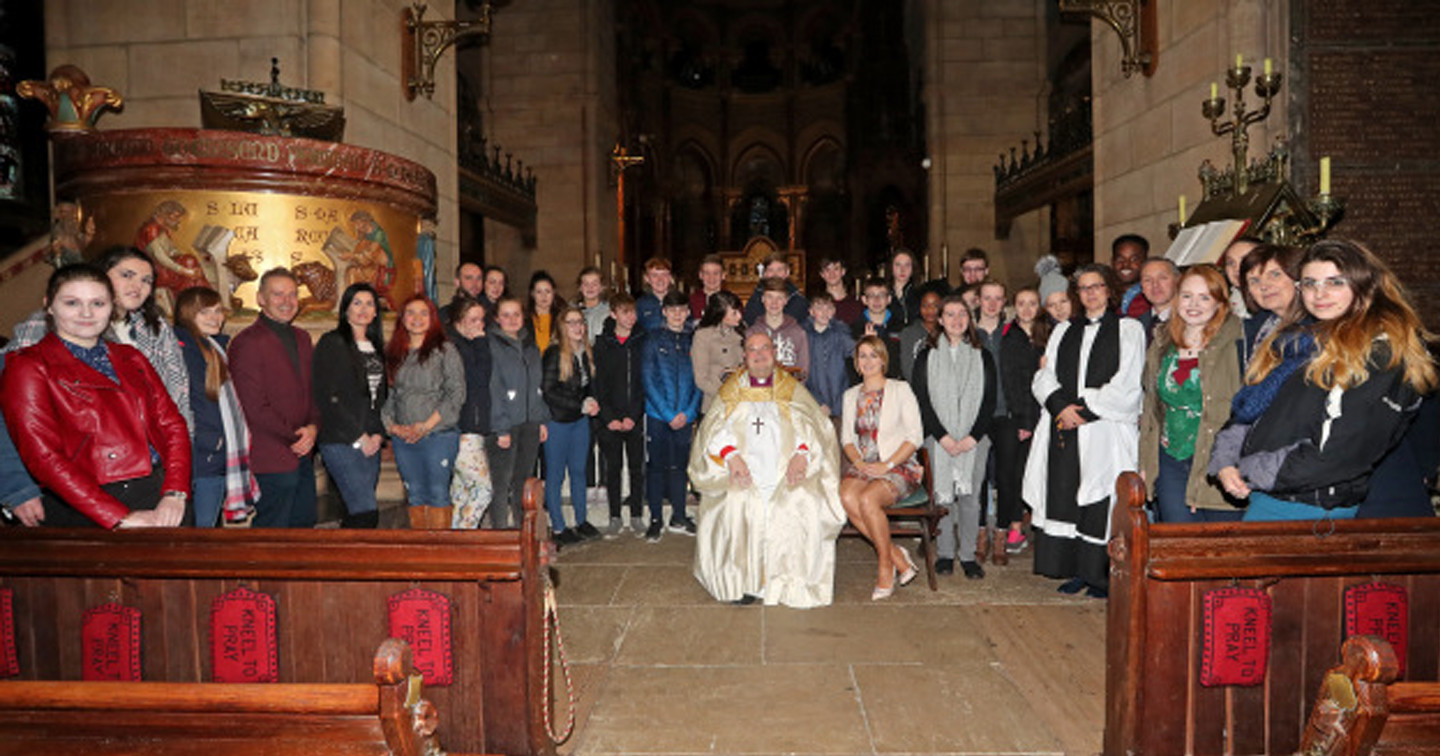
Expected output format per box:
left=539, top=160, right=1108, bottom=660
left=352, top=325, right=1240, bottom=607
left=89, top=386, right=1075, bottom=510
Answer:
left=804, top=291, right=854, bottom=418
left=576, top=266, right=611, bottom=346
left=640, top=291, right=701, bottom=541
left=592, top=293, right=646, bottom=535
left=635, top=257, right=673, bottom=334
left=747, top=277, right=810, bottom=379
left=850, top=277, right=902, bottom=376
left=742, top=252, right=809, bottom=326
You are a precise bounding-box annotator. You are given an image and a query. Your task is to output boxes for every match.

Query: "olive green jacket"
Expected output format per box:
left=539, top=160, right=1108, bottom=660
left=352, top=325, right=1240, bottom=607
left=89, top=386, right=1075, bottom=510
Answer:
left=1139, top=314, right=1244, bottom=511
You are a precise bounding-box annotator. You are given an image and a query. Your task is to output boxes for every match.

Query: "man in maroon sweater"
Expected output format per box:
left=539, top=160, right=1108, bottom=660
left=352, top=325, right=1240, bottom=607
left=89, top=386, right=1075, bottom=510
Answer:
left=229, top=268, right=320, bottom=528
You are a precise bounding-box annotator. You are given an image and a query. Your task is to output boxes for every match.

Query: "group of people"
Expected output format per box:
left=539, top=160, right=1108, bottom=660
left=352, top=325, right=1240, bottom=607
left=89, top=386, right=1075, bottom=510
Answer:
left=1, top=236, right=1434, bottom=613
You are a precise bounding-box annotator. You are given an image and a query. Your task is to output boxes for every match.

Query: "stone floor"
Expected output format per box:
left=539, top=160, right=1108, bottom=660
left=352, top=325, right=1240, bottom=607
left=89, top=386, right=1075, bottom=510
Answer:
left=544, top=526, right=1108, bottom=756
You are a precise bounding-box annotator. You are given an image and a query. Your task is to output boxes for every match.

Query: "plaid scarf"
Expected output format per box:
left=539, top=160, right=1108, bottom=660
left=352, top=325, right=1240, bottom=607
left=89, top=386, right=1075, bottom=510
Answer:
left=207, top=335, right=260, bottom=523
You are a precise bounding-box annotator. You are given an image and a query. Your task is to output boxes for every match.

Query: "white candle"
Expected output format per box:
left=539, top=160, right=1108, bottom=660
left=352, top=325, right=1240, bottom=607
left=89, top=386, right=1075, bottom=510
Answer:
left=1264, top=58, right=1273, bottom=77
left=1236, top=53, right=1243, bottom=69
left=1179, top=195, right=1187, bottom=225
left=1210, top=81, right=1218, bottom=100
left=1319, top=156, right=1332, bottom=195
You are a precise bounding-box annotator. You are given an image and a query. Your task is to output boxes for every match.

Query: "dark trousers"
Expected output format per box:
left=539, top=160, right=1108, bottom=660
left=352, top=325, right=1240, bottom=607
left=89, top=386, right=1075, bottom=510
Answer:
left=992, top=416, right=1032, bottom=529
left=1154, top=448, right=1244, bottom=523
left=645, top=419, right=691, bottom=523
left=597, top=422, right=644, bottom=518
left=41, top=467, right=192, bottom=527
left=485, top=422, right=542, bottom=529
left=253, top=455, right=317, bottom=529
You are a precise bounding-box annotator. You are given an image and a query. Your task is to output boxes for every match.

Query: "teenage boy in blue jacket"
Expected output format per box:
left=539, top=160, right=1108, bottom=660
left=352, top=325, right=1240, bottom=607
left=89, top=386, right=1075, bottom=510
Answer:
left=641, top=291, right=702, bottom=541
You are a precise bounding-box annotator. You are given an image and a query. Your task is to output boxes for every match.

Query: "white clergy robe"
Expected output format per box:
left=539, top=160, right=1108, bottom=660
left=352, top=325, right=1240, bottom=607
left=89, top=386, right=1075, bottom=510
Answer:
left=688, top=369, right=844, bottom=608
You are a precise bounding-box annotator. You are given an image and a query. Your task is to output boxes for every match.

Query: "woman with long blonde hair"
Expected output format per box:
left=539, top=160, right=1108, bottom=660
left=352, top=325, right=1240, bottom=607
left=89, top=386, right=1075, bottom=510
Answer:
left=542, top=303, right=600, bottom=545
left=1212, top=239, right=1436, bottom=521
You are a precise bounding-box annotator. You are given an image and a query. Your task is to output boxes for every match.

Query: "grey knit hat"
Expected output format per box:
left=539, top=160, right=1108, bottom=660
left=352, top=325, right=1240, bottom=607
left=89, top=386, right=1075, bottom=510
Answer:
left=1035, top=255, right=1068, bottom=301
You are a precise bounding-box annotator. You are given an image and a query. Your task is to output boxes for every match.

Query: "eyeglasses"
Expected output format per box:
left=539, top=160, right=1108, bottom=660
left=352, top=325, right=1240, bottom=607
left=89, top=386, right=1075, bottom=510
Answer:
left=1076, top=282, right=1107, bottom=293
left=1299, top=276, right=1349, bottom=293
left=564, top=319, right=585, bottom=327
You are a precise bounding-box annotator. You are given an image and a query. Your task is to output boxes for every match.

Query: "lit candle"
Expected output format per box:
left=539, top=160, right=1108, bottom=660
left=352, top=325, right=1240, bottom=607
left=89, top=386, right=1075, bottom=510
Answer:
left=1179, top=194, right=1187, bottom=226
left=1319, top=156, right=1332, bottom=195
left=595, top=251, right=602, bottom=268
left=1236, top=53, right=1243, bottom=69
left=1264, top=58, right=1273, bottom=76
left=942, top=245, right=949, bottom=279
left=924, top=253, right=931, bottom=279
left=1210, top=81, right=1218, bottom=100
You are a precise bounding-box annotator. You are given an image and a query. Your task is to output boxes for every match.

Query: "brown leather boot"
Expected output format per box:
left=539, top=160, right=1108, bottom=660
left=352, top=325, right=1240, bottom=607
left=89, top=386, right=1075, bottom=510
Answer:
left=976, top=527, right=991, bottom=563
left=430, top=506, right=454, bottom=530
left=407, top=507, right=428, bottom=530
left=991, top=529, right=1009, bottom=566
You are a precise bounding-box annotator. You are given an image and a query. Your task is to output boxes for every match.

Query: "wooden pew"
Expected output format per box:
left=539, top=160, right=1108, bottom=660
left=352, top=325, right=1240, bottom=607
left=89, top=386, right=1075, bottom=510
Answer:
left=1104, top=472, right=1440, bottom=755
left=1297, top=635, right=1440, bottom=756
left=0, top=480, right=555, bottom=756
left=0, top=637, right=463, bottom=756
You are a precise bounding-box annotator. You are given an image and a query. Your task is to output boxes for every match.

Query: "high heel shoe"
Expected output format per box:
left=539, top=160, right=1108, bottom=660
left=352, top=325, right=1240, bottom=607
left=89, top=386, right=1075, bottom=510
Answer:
left=871, top=567, right=897, bottom=601
left=896, top=547, right=919, bottom=587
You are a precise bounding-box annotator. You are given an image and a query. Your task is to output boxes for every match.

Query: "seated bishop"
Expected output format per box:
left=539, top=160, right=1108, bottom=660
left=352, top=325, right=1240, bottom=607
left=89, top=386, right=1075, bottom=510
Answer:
left=688, top=332, right=845, bottom=608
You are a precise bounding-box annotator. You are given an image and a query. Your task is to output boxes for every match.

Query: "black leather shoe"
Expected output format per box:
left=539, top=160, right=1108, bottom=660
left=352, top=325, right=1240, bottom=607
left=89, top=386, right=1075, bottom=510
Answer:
left=731, top=594, right=760, bottom=606
left=576, top=522, right=602, bottom=540
left=935, top=558, right=955, bottom=575
left=960, top=561, right=985, bottom=580
left=555, top=528, right=583, bottom=546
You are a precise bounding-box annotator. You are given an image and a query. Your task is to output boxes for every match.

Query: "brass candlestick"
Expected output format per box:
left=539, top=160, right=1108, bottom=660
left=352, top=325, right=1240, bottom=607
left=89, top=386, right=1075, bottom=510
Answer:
left=1203, top=63, right=1283, bottom=197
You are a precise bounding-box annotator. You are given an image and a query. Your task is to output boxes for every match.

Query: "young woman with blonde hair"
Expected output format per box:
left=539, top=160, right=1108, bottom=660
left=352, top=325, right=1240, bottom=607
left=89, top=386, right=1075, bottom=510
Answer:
left=1212, top=239, right=1437, bottom=521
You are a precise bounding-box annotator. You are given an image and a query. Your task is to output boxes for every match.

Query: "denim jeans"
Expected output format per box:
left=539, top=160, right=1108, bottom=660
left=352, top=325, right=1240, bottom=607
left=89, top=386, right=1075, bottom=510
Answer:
left=319, top=442, right=381, bottom=515
left=544, top=418, right=591, bottom=532
left=1153, top=449, right=1245, bottom=523
left=645, top=420, right=692, bottom=523
left=192, top=475, right=225, bottom=527
left=1243, top=491, right=1358, bottom=522
left=254, top=455, right=317, bottom=528
left=392, top=430, right=460, bottom=508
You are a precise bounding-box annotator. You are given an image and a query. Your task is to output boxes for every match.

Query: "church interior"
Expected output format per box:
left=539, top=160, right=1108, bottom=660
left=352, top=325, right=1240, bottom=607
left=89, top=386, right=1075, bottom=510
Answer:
left=1, top=2, right=1438, bottom=756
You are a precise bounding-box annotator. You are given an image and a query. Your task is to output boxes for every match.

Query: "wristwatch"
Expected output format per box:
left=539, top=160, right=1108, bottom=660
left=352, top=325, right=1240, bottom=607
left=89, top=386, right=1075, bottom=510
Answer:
left=162, top=490, right=189, bottom=502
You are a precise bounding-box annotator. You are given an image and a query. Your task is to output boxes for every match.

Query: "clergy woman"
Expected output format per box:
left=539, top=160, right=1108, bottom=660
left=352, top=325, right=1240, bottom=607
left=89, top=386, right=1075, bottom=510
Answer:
left=689, top=332, right=844, bottom=608
left=1021, top=263, right=1145, bottom=599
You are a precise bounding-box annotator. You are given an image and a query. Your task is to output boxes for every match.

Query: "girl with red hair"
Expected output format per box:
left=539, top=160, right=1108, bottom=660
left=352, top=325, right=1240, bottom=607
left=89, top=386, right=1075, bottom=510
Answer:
left=383, top=295, right=465, bottom=529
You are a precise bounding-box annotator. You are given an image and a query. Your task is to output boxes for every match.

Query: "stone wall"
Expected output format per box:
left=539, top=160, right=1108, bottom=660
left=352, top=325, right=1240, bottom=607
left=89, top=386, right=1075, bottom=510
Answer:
left=921, top=0, right=1047, bottom=288
left=468, top=0, right=617, bottom=298
left=1090, top=0, right=1289, bottom=263
left=41, top=0, right=458, bottom=287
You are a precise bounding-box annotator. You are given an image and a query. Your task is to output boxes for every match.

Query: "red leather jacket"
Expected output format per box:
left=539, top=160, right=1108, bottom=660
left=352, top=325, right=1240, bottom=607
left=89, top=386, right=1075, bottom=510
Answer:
left=0, top=333, right=191, bottom=528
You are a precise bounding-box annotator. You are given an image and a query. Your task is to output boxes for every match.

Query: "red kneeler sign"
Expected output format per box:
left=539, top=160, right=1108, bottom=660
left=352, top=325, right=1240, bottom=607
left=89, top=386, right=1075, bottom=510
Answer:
left=82, top=603, right=142, bottom=681
left=210, top=587, right=279, bottom=683
left=1345, top=582, right=1408, bottom=679
left=1200, top=587, right=1272, bottom=687
left=387, top=588, right=453, bottom=686
left=0, top=588, right=17, bottom=678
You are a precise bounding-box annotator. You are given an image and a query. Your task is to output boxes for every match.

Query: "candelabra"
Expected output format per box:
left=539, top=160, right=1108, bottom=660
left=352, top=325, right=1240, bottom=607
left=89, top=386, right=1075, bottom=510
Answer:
left=1202, top=61, right=1282, bottom=197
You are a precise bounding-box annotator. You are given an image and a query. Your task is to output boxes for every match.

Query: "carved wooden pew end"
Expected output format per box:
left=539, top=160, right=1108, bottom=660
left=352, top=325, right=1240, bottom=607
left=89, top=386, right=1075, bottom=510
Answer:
left=1298, top=635, right=1440, bottom=756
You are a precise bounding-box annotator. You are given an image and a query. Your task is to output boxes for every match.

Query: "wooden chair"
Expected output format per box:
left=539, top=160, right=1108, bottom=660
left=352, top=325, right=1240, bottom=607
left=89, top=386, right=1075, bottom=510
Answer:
left=841, top=447, right=948, bottom=590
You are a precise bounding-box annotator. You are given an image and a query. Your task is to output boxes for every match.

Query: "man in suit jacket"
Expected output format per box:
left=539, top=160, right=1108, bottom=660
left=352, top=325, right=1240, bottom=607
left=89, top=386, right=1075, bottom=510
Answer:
left=229, top=268, right=320, bottom=528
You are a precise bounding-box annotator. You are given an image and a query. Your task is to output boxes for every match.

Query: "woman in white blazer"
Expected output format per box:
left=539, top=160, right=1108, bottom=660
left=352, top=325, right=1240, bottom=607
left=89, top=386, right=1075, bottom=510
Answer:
left=839, top=335, right=925, bottom=601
